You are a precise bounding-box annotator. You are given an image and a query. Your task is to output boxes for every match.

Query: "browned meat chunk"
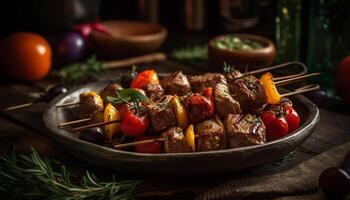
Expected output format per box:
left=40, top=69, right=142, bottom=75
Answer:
left=161, top=127, right=192, bottom=153
left=161, top=71, right=191, bottom=96
left=146, top=95, right=176, bottom=132
left=195, top=119, right=226, bottom=151
left=144, top=83, right=165, bottom=101
left=188, top=73, right=227, bottom=92
left=76, top=92, right=104, bottom=118
left=214, top=82, right=241, bottom=118
left=228, top=75, right=266, bottom=113
left=100, top=83, right=123, bottom=104
left=224, top=70, right=243, bottom=83
left=224, top=114, right=266, bottom=148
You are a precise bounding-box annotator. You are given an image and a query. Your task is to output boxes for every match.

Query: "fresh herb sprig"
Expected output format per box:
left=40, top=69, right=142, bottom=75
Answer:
left=0, top=148, right=140, bottom=200
left=59, top=55, right=104, bottom=84
left=223, top=62, right=236, bottom=73
left=171, top=45, right=208, bottom=61
left=107, top=89, right=148, bottom=115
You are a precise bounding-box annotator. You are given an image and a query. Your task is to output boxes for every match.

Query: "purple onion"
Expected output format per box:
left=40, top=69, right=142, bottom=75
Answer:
left=57, top=32, right=86, bottom=63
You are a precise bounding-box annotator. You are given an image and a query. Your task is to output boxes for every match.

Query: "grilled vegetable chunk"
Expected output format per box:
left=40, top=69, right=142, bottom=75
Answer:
left=228, top=75, right=266, bottom=113
left=144, top=83, right=165, bottom=101
left=76, top=92, right=104, bottom=118
left=161, top=127, right=192, bottom=153
left=100, top=83, right=123, bottom=104
left=224, top=114, right=266, bottom=148
left=146, top=95, right=176, bottom=132
left=214, top=82, right=241, bottom=118
left=183, top=94, right=214, bottom=124
left=195, top=119, right=226, bottom=151
left=188, top=73, right=227, bottom=92
left=161, top=71, right=191, bottom=96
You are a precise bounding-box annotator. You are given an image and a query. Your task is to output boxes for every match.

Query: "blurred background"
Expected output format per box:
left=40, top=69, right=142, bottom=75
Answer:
left=0, top=0, right=350, bottom=114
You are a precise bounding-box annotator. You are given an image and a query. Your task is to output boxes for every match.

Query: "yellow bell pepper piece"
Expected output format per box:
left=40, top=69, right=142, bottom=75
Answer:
left=185, top=124, right=195, bottom=152
left=170, top=95, right=189, bottom=130
left=103, top=103, right=120, bottom=140
left=260, top=72, right=281, bottom=104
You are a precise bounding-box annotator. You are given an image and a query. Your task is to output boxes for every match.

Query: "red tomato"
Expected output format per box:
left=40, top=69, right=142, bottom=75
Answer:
left=336, top=56, right=350, bottom=104
left=120, top=106, right=149, bottom=136
left=131, top=70, right=159, bottom=89
left=261, top=111, right=289, bottom=141
left=135, top=136, right=162, bottom=153
left=0, top=32, right=52, bottom=81
left=285, top=107, right=300, bottom=132
left=202, top=87, right=215, bottom=106
left=184, top=94, right=214, bottom=124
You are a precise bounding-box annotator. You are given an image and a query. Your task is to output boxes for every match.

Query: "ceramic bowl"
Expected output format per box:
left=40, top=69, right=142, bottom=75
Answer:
left=209, top=34, right=276, bottom=70
left=90, top=20, right=167, bottom=59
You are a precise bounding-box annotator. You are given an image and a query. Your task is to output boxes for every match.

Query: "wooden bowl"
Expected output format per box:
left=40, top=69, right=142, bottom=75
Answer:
left=43, top=76, right=319, bottom=175
left=90, top=20, right=167, bottom=59
left=209, top=34, right=276, bottom=70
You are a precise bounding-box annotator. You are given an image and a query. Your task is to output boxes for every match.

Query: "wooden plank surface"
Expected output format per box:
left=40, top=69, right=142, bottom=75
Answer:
left=1, top=61, right=350, bottom=199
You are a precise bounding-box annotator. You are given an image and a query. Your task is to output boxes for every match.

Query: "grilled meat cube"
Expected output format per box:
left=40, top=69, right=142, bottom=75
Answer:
left=146, top=95, right=176, bottom=132
left=195, top=119, right=226, bottom=151
left=214, top=82, right=241, bottom=118
left=228, top=75, right=266, bottom=113
left=161, top=127, right=192, bottom=153
left=161, top=71, right=191, bottom=96
left=100, top=83, right=123, bottom=104
left=76, top=92, right=104, bottom=118
left=144, top=83, right=165, bottom=101
left=224, top=70, right=243, bottom=83
left=224, top=114, right=266, bottom=148
left=189, top=73, right=227, bottom=92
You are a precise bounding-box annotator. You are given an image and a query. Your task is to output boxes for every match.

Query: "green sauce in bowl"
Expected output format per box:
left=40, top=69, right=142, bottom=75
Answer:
left=213, top=35, right=264, bottom=51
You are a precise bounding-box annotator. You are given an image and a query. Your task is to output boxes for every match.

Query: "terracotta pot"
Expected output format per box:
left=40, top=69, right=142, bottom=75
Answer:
left=91, top=20, right=167, bottom=59
left=209, top=34, right=276, bottom=71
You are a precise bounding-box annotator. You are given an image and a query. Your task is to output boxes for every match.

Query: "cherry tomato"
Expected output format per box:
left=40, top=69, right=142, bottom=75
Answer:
left=184, top=94, right=214, bottom=124
left=261, top=111, right=289, bottom=141
left=284, top=107, right=300, bottom=132
left=120, top=105, right=149, bottom=136
left=0, top=32, right=52, bottom=81
left=135, top=136, right=162, bottom=153
left=131, top=70, right=159, bottom=89
left=336, top=55, right=350, bottom=104
left=202, top=87, right=215, bottom=106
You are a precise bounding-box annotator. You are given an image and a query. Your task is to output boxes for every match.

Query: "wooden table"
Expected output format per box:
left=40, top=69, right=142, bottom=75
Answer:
left=1, top=60, right=349, bottom=200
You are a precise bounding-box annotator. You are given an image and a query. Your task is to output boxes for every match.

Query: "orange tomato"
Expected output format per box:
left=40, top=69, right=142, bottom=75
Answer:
left=131, top=70, right=159, bottom=89
left=0, top=32, right=52, bottom=81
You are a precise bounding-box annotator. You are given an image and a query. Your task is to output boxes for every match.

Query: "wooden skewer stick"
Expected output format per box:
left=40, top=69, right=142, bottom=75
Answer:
left=242, top=61, right=307, bottom=79
left=281, top=84, right=320, bottom=98
left=114, top=138, right=166, bottom=149
left=56, top=102, right=80, bottom=108
left=4, top=102, right=35, bottom=111
left=113, top=135, right=199, bottom=149
left=71, top=119, right=119, bottom=132
left=275, top=72, right=321, bottom=86
left=58, top=117, right=92, bottom=127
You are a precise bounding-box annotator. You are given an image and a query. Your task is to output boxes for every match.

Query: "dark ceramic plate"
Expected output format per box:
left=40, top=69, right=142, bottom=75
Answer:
left=43, top=79, right=319, bottom=174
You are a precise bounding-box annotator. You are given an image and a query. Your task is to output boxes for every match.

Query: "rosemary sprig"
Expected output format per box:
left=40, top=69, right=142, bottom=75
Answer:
left=223, top=62, right=236, bottom=73
left=170, top=45, right=208, bottom=61
left=272, top=150, right=297, bottom=167
left=107, top=89, right=148, bottom=115
left=59, top=55, right=104, bottom=84
left=0, top=148, right=141, bottom=200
